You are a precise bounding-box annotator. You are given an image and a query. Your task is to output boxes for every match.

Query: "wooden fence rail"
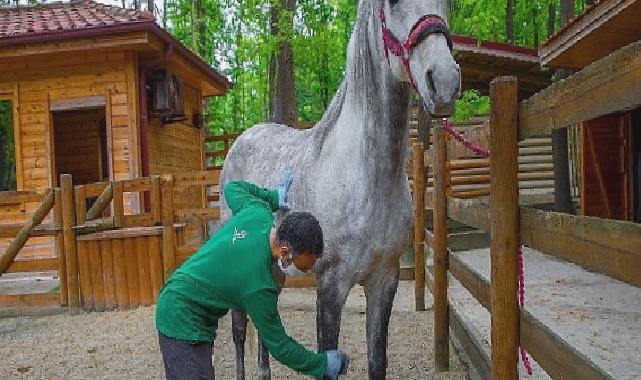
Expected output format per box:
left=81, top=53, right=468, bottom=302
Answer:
left=424, top=71, right=639, bottom=380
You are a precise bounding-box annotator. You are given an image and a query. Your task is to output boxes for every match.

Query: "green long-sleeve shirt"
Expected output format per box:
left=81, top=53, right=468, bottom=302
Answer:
left=155, top=180, right=327, bottom=379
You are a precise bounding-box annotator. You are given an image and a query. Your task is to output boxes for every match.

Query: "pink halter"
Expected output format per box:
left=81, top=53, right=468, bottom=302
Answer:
left=380, top=7, right=453, bottom=90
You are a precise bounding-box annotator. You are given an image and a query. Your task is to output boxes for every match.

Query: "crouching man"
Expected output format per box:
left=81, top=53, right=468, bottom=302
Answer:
left=155, top=172, right=349, bottom=380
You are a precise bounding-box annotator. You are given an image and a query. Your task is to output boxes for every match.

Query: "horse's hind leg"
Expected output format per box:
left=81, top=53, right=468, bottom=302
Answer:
left=257, top=336, right=271, bottom=380
left=363, top=266, right=400, bottom=380
left=232, top=309, right=248, bottom=380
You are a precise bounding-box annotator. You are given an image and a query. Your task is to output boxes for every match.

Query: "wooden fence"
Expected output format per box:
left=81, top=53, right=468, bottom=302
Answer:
left=415, top=43, right=641, bottom=380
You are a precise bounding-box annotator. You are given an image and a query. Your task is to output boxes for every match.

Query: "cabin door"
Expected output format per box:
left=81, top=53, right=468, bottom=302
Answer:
left=580, top=113, right=634, bottom=220
left=52, top=108, right=110, bottom=186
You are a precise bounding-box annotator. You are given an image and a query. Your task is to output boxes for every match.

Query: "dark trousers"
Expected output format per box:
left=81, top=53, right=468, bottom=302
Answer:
left=158, top=332, right=214, bottom=380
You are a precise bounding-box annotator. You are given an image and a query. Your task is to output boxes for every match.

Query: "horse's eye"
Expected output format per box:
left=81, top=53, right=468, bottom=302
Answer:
left=389, top=0, right=401, bottom=6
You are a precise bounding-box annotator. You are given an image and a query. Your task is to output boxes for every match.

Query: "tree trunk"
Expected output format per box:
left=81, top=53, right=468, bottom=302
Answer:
left=147, top=0, right=154, bottom=13
left=533, top=6, right=539, bottom=48
left=547, top=4, right=556, bottom=38
left=162, top=0, right=167, bottom=29
left=505, top=0, right=514, bottom=43
left=197, top=0, right=206, bottom=57
left=268, top=0, right=298, bottom=126
left=553, top=0, right=575, bottom=214
left=190, top=0, right=197, bottom=52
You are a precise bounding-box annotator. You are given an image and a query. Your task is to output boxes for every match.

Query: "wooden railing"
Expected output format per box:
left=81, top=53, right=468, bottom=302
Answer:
left=422, top=67, right=640, bottom=379
left=205, top=132, right=240, bottom=171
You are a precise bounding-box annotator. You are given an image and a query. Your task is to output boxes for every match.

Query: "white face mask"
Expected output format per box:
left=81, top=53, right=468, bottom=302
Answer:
left=278, top=258, right=307, bottom=277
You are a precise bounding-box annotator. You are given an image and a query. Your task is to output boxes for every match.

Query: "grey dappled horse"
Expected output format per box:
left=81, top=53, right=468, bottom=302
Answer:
left=218, top=0, right=460, bottom=378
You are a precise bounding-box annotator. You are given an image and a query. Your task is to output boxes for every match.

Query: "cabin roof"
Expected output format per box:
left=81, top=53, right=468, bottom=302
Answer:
left=453, top=35, right=553, bottom=99
left=540, top=0, right=641, bottom=69
left=0, top=0, right=232, bottom=92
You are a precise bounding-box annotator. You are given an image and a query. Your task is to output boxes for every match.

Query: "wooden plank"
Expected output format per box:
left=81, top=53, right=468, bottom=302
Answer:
left=0, top=293, right=60, bottom=308
left=74, top=185, right=87, bottom=224
left=76, top=241, right=93, bottom=311
left=0, top=191, right=44, bottom=205
left=88, top=239, right=105, bottom=312
left=162, top=176, right=176, bottom=281
left=432, top=127, right=449, bottom=371
left=136, top=237, right=153, bottom=306
left=520, top=208, right=641, bottom=287
left=450, top=305, right=491, bottom=380
left=121, top=177, right=152, bottom=192
left=112, top=181, right=125, bottom=228
left=489, top=76, right=519, bottom=380
left=6, top=258, right=58, bottom=273
left=123, top=238, right=140, bottom=308
left=60, top=174, right=79, bottom=307
left=50, top=96, right=106, bottom=112
left=53, top=189, right=67, bottom=306
left=175, top=208, right=220, bottom=221
left=151, top=176, right=162, bottom=225
left=0, top=223, right=59, bottom=238
left=77, top=226, right=165, bottom=240
left=0, top=189, right=54, bottom=274
left=449, top=254, right=491, bottom=310
left=100, top=239, right=117, bottom=310
left=124, top=214, right=156, bottom=228
left=148, top=236, right=163, bottom=303
left=173, top=170, right=221, bottom=188
left=521, top=310, right=615, bottom=380
left=412, top=142, right=426, bottom=311
left=283, top=274, right=316, bottom=288
left=520, top=39, right=641, bottom=139
left=447, top=198, right=491, bottom=232
left=111, top=239, right=129, bottom=309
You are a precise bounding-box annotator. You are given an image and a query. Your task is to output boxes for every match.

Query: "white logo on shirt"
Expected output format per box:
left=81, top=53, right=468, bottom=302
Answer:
left=233, top=227, right=247, bottom=245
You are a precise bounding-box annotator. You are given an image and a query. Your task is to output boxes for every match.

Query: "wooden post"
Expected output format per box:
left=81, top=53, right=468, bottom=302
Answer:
left=0, top=189, right=54, bottom=274
left=60, top=174, right=80, bottom=307
left=162, top=175, right=176, bottom=281
left=433, top=127, right=450, bottom=371
left=74, top=185, right=87, bottom=224
left=489, top=76, right=520, bottom=380
left=54, top=189, right=68, bottom=305
left=112, top=181, right=125, bottom=228
left=151, top=175, right=162, bottom=225
left=412, top=142, right=426, bottom=311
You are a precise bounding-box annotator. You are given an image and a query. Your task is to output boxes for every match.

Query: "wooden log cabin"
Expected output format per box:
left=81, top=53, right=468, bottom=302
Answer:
left=0, top=0, right=230, bottom=214
left=540, top=0, right=641, bottom=222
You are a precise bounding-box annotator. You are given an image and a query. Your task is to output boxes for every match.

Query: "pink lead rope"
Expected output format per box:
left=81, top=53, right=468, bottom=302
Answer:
left=441, top=119, right=533, bottom=375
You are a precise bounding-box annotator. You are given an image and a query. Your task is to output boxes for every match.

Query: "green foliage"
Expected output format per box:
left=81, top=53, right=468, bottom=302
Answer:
left=453, top=90, right=489, bottom=122
left=0, top=100, right=16, bottom=191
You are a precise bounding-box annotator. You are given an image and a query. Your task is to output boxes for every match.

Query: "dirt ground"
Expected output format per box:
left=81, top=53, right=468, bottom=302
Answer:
left=0, top=281, right=468, bottom=379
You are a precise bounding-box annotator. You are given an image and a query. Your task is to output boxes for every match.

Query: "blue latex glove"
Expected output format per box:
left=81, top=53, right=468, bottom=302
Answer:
left=324, top=350, right=350, bottom=379
left=277, top=169, right=294, bottom=211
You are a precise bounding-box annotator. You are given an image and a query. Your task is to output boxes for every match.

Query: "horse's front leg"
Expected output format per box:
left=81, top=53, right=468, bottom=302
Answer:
left=316, top=263, right=352, bottom=379
left=363, top=263, right=400, bottom=380
left=232, top=309, right=248, bottom=380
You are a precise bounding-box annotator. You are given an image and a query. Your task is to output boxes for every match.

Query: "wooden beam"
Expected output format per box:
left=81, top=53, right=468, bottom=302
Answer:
left=520, top=207, right=641, bottom=287
left=433, top=127, right=450, bottom=371
left=54, top=188, right=67, bottom=306
left=284, top=274, right=316, bottom=288
left=489, top=76, right=519, bottom=380
left=0, top=191, right=45, bottom=205
left=413, top=142, right=426, bottom=311
left=447, top=198, right=491, bottom=232
left=520, top=310, right=615, bottom=380
left=112, top=181, right=125, bottom=228
left=449, top=305, right=492, bottom=380
left=173, top=170, right=221, bottom=188
left=50, top=96, right=105, bottom=112
left=520, top=39, right=641, bottom=139
left=85, top=184, right=113, bottom=221
left=449, top=254, right=491, bottom=310
left=0, top=293, right=60, bottom=308
left=0, top=223, right=59, bottom=238
left=0, top=189, right=54, bottom=275
left=6, top=258, right=58, bottom=273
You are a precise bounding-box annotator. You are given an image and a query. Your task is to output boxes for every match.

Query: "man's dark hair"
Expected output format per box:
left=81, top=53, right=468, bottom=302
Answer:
left=277, top=212, right=324, bottom=257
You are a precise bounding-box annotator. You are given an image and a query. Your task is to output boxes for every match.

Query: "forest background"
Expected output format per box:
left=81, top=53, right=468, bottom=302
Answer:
left=0, top=0, right=593, bottom=190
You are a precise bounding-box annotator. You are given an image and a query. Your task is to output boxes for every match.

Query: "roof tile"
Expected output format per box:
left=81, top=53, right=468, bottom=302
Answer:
left=0, top=0, right=153, bottom=38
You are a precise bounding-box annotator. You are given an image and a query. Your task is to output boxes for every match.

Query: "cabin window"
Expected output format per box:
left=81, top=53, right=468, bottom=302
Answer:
left=0, top=99, right=16, bottom=191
